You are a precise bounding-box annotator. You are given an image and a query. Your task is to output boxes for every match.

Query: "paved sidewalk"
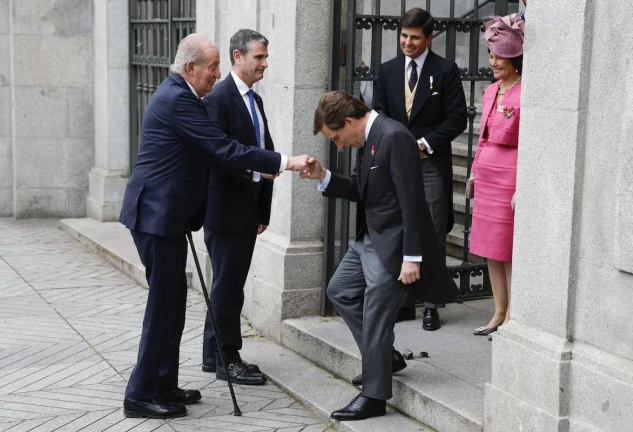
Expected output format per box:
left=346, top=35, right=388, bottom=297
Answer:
left=0, top=219, right=335, bottom=432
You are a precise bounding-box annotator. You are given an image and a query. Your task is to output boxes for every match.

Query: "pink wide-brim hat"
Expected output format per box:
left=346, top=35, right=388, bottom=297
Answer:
left=483, top=13, right=525, bottom=58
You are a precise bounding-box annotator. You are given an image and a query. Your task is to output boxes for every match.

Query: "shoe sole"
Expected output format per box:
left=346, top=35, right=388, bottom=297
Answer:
left=123, top=409, right=187, bottom=419
left=202, top=365, right=216, bottom=373
left=216, top=373, right=267, bottom=385
left=423, top=325, right=441, bottom=331
left=331, top=411, right=387, bottom=421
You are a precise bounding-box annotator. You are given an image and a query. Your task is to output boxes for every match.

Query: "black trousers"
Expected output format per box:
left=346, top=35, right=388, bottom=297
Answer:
left=202, top=225, right=258, bottom=363
left=125, top=230, right=188, bottom=400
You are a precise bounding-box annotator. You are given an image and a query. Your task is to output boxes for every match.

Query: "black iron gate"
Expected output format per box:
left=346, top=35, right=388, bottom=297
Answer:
left=129, top=0, right=196, bottom=166
left=323, top=0, right=520, bottom=312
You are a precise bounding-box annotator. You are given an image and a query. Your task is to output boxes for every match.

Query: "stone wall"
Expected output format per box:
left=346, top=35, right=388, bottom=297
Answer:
left=0, top=0, right=95, bottom=218
left=484, top=1, right=633, bottom=431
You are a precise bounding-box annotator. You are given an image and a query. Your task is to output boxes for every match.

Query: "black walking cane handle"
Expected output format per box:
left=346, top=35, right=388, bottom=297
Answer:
left=186, top=229, right=242, bottom=416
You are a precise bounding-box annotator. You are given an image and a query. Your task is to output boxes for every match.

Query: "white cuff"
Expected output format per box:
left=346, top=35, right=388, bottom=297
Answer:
left=421, top=138, right=433, bottom=154
left=317, top=170, right=332, bottom=192
left=403, top=255, right=423, bottom=262
left=279, top=155, right=288, bottom=172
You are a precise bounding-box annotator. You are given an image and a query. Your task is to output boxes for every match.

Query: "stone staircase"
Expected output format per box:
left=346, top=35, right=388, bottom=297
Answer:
left=448, top=103, right=483, bottom=262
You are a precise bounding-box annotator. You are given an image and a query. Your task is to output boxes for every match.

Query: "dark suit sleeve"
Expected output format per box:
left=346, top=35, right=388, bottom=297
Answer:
left=258, top=125, right=274, bottom=225
left=171, top=91, right=281, bottom=175
left=373, top=67, right=389, bottom=116
left=388, top=131, right=424, bottom=257
left=258, top=179, right=274, bottom=225
left=322, top=172, right=360, bottom=202
left=423, top=63, right=467, bottom=154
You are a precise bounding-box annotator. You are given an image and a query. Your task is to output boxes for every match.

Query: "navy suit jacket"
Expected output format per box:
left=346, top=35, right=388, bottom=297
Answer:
left=119, top=73, right=282, bottom=238
left=202, top=74, right=275, bottom=232
left=373, top=51, right=467, bottom=233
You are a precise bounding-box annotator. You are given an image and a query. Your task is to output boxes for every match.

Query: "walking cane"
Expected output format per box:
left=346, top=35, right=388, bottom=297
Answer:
left=186, top=230, right=242, bottom=417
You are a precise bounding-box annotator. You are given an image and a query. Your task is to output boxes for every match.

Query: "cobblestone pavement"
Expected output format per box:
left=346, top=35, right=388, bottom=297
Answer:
left=0, top=219, right=336, bottom=432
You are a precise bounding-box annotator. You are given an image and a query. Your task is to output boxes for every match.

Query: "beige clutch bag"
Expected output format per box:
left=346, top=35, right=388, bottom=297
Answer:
left=465, top=177, right=474, bottom=199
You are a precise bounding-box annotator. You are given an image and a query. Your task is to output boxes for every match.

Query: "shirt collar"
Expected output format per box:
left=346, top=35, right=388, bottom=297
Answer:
left=364, top=110, right=379, bottom=142
left=231, top=71, right=251, bottom=96
left=184, top=80, right=201, bottom=98
left=405, top=48, right=429, bottom=71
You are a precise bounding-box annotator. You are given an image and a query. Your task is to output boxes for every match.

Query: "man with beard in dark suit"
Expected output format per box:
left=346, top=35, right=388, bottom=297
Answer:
left=374, top=7, right=467, bottom=330
left=301, top=91, right=454, bottom=420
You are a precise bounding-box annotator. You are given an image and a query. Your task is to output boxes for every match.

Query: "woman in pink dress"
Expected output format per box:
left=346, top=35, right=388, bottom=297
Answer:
left=470, top=14, right=525, bottom=336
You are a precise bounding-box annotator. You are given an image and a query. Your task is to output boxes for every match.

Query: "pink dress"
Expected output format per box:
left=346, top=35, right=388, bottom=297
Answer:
left=469, top=82, right=521, bottom=262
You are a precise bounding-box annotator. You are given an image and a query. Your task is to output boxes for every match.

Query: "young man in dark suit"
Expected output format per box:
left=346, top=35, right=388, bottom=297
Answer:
left=199, top=29, right=277, bottom=385
left=302, top=91, right=454, bottom=420
left=119, top=34, right=310, bottom=419
left=373, top=7, right=467, bottom=330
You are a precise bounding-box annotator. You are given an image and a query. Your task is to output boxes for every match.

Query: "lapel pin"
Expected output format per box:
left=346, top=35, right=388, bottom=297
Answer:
left=371, top=144, right=376, bottom=157
left=430, top=76, right=434, bottom=90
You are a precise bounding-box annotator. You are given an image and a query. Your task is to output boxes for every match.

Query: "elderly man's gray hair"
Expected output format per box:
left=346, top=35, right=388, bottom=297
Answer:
left=229, top=29, right=269, bottom=65
left=170, top=33, right=215, bottom=74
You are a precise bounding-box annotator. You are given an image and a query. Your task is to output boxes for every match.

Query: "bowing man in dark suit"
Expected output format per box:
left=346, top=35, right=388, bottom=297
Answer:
left=301, top=92, right=454, bottom=421
left=199, top=29, right=276, bottom=385
left=373, top=7, right=467, bottom=330
left=119, top=34, right=311, bottom=419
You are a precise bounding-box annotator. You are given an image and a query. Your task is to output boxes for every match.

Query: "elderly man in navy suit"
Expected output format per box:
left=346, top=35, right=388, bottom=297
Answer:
left=119, top=33, right=311, bottom=419
left=199, top=29, right=278, bottom=385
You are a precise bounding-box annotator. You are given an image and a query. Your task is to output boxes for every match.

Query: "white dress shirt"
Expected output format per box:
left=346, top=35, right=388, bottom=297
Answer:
left=405, top=49, right=434, bottom=155
left=184, top=76, right=287, bottom=172
left=231, top=71, right=267, bottom=182
left=317, top=110, right=422, bottom=262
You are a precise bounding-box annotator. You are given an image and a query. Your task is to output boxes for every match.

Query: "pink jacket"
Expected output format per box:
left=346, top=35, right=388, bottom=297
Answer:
left=472, top=81, right=521, bottom=171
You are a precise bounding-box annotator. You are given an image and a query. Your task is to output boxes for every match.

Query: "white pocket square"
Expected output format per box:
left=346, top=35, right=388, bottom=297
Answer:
left=432, top=92, right=439, bottom=96
left=370, top=165, right=381, bottom=170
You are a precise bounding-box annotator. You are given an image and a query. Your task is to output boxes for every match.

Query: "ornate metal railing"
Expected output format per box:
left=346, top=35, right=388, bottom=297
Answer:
left=129, top=0, right=196, bottom=166
left=323, top=0, right=520, bottom=312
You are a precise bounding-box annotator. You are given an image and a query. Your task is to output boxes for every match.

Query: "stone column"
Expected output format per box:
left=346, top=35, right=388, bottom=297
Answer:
left=0, top=0, right=13, bottom=216
left=87, top=0, right=129, bottom=222
left=484, top=1, right=594, bottom=430
left=196, top=0, right=331, bottom=341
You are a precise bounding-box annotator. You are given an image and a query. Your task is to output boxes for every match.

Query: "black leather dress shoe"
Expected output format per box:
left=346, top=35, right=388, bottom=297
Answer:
left=217, top=360, right=267, bottom=385
left=352, top=350, right=407, bottom=386
left=395, top=307, right=416, bottom=322
left=123, top=397, right=186, bottom=419
left=202, top=357, right=261, bottom=374
left=330, top=394, right=386, bottom=421
left=423, top=307, right=441, bottom=331
left=160, top=387, right=202, bottom=405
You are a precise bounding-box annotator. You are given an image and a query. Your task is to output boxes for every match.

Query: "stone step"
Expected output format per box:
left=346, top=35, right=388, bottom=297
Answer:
left=59, top=218, right=198, bottom=291
left=240, top=337, right=434, bottom=432
left=453, top=165, right=468, bottom=195
left=281, top=313, right=490, bottom=432
left=452, top=140, right=478, bottom=168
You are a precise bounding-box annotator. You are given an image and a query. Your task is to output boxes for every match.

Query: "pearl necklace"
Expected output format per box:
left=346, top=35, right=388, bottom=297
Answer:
left=497, top=77, right=521, bottom=95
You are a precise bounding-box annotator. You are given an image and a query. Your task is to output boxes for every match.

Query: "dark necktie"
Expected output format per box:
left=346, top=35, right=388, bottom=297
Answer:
left=409, top=60, right=418, bottom=92
left=247, top=90, right=261, bottom=148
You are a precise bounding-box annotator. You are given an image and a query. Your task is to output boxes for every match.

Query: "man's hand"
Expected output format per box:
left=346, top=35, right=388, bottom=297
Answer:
left=300, top=157, right=327, bottom=181
left=398, top=261, right=420, bottom=285
left=257, top=224, right=267, bottom=235
left=286, top=155, right=312, bottom=172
